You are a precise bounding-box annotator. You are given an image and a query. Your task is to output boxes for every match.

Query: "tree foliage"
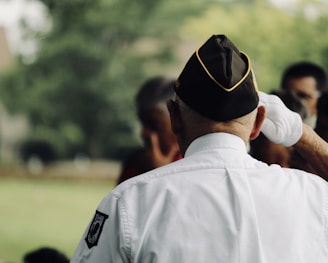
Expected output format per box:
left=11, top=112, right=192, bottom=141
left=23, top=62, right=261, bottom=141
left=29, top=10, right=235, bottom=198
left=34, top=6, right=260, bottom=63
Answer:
left=1, top=0, right=328, bottom=160
left=0, top=0, right=211, bottom=160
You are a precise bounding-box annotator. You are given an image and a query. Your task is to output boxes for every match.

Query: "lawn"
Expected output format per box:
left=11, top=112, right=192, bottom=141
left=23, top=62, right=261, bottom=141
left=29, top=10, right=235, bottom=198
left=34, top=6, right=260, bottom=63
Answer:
left=0, top=176, right=115, bottom=263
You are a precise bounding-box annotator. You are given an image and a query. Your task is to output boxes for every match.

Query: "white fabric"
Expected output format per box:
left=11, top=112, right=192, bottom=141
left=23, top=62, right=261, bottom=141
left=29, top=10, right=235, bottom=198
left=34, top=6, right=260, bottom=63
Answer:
left=259, top=92, right=303, bottom=147
left=71, top=133, right=328, bottom=263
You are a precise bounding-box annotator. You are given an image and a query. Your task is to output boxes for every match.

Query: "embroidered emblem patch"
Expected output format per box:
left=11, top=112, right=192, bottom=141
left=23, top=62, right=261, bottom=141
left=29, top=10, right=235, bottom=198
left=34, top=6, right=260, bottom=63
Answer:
left=85, top=210, right=109, bottom=248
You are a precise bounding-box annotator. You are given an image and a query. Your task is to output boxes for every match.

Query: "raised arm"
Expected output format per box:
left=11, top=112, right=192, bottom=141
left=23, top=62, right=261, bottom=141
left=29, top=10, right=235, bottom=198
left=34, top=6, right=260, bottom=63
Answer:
left=259, top=91, right=328, bottom=180
left=293, top=124, right=328, bottom=180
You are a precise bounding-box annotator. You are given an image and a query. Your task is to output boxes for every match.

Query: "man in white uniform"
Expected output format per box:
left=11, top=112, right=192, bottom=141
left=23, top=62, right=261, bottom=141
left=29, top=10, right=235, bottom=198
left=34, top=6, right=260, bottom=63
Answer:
left=70, top=35, right=328, bottom=263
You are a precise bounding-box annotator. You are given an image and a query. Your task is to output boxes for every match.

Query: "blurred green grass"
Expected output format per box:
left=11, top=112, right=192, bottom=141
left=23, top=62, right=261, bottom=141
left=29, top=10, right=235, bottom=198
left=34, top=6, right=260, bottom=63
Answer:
left=0, top=176, right=115, bottom=263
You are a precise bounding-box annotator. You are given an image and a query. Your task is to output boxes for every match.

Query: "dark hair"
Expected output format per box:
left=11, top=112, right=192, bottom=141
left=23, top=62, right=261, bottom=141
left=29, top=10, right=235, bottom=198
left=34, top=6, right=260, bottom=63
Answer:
left=281, top=61, right=327, bottom=92
left=23, top=247, right=69, bottom=263
left=317, top=91, right=328, bottom=114
left=315, top=91, right=328, bottom=141
left=136, top=76, right=175, bottom=110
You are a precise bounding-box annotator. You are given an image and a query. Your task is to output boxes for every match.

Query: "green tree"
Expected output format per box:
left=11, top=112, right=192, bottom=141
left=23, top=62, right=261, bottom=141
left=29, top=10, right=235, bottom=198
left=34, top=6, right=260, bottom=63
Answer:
left=0, top=0, right=212, bottom=160
left=3, top=0, right=327, bottom=161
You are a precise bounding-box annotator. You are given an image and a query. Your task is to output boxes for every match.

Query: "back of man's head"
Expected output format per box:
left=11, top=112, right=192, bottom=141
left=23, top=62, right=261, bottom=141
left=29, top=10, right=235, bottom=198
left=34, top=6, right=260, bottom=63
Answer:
left=174, top=34, right=259, bottom=122
left=281, top=61, right=327, bottom=92
left=136, top=77, right=175, bottom=112
left=23, top=247, right=69, bottom=263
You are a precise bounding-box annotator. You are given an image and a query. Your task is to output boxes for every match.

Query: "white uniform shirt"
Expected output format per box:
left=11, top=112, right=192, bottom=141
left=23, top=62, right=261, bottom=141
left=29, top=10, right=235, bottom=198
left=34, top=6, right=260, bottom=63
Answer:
left=70, top=133, right=328, bottom=263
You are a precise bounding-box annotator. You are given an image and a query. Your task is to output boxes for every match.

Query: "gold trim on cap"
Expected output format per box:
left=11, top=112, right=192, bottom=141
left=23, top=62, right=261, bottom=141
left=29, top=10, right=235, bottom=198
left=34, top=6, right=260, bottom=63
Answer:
left=251, top=68, right=259, bottom=92
left=195, top=47, right=252, bottom=92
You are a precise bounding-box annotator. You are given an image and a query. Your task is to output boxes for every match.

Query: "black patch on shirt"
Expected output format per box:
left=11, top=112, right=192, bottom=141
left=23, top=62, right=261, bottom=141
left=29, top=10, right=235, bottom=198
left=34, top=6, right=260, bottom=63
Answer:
left=85, top=210, right=109, bottom=249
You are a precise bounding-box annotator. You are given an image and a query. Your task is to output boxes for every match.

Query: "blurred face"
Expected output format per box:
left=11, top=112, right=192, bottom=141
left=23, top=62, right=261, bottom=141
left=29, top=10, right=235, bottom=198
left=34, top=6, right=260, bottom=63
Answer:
left=137, top=105, right=177, bottom=155
left=286, top=76, right=319, bottom=116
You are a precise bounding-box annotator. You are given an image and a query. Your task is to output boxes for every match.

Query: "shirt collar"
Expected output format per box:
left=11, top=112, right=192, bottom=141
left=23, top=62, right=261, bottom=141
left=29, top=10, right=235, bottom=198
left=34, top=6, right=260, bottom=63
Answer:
left=185, top=132, right=247, bottom=157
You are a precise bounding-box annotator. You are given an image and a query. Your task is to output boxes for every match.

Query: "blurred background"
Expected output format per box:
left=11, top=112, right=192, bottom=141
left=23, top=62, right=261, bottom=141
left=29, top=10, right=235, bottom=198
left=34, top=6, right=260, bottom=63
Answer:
left=0, top=0, right=328, bottom=262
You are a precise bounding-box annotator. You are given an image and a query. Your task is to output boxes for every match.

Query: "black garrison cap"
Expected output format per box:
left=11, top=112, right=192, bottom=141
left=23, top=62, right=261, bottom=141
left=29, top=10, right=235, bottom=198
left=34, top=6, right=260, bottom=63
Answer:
left=174, top=35, right=259, bottom=122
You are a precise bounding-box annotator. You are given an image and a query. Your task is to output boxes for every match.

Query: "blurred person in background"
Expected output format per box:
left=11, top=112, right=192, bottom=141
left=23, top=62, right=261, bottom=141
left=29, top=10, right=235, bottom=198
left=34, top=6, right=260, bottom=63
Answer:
left=280, top=61, right=327, bottom=128
left=23, top=247, right=69, bottom=263
left=117, top=76, right=181, bottom=185
left=251, top=62, right=327, bottom=169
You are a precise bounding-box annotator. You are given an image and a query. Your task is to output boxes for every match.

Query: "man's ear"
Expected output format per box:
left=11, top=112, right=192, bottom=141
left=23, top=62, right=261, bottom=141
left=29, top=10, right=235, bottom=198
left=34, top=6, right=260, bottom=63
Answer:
left=167, top=99, right=182, bottom=134
left=250, top=105, right=266, bottom=140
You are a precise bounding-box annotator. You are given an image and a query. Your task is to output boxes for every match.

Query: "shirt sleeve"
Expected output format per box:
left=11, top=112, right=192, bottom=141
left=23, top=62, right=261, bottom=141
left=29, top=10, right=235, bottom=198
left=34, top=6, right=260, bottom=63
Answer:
left=70, top=193, right=130, bottom=263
